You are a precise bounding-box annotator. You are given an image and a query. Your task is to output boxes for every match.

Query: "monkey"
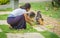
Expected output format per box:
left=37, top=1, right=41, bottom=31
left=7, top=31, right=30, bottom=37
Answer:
left=27, top=11, right=44, bottom=25
left=35, top=11, right=44, bottom=25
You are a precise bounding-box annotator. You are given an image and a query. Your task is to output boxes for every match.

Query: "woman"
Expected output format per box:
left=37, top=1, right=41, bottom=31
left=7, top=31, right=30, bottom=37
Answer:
left=7, top=3, right=33, bottom=29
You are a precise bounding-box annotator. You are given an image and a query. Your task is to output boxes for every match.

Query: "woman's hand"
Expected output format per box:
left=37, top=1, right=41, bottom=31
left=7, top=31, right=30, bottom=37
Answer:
left=24, top=13, right=34, bottom=26
left=31, top=18, right=35, bottom=22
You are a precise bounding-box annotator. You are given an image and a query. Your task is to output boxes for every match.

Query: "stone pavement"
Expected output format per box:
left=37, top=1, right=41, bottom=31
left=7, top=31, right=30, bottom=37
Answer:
left=6, top=33, right=45, bottom=38
left=0, top=29, right=2, bottom=32
left=0, top=20, right=8, bottom=25
left=32, top=25, right=48, bottom=31
left=0, top=11, right=10, bottom=15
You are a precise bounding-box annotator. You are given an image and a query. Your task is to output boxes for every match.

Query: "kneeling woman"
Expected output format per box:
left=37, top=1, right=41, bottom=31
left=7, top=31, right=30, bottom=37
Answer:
left=7, top=3, right=33, bottom=29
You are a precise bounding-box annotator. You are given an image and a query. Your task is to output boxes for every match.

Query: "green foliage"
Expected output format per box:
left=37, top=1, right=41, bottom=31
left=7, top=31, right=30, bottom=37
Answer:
left=52, top=0, right=60, bottom=7
left=0, top=0, right=10, bottom=5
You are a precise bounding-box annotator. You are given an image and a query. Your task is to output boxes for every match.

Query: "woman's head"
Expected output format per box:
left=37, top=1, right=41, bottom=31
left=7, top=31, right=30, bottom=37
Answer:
left=20, top=3, right=31, bottom=12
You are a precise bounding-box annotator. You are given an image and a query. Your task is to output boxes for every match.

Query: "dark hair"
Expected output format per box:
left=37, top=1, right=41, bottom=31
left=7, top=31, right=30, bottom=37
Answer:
left=36, top=11, right=42, bottom=18
left=20, top=3, right=31, bottom=9
left=29, top=11, right=35, bottom=18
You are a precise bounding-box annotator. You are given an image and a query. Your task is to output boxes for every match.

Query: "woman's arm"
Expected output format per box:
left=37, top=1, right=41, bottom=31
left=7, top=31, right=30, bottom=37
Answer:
left=24, top=13, right=33, bottom=26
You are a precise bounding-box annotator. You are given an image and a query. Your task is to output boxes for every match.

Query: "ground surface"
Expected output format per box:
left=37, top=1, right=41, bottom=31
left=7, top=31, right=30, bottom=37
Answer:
left=6, top=33, right=45, bottom=38
left=0, top=11, right=60, bottom=37
left=0, top=1, right=60, bottom=38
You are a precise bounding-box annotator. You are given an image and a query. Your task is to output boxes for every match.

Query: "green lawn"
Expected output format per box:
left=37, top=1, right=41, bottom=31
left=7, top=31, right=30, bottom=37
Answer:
left=0, top=14, right=8, bottom=20
left=30, top=2, right=60, bottom=19
left=0, top=24, right=60, bottom=38
left=0, top=8, right=12, bottom=11
left=0, top=23, right=37, bottom=38
left=0, top=32, right=7, bottom=38
left=19, top=2, right=60, bottom=19
left=0, top=24, right=37, bottom=33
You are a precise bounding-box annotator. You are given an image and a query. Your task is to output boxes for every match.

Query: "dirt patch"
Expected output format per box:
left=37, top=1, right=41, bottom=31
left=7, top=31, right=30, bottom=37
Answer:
left=42, top=14, right=60, bottom=36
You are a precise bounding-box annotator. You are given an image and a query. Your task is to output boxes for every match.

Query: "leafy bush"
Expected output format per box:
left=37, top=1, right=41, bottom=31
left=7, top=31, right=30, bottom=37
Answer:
left=52, top=0, right=60, bottom=7
left=0, top=0, right=10, bottom=5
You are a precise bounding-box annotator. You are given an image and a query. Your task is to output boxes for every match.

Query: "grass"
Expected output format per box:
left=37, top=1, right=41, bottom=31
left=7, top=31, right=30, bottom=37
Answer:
left=0, top=23, right=37, bottom=38
left=30, top=2, right=60, bottom=19
left=0, top=32, right=7, bottom=38
left=0, top=8, right=12, bottom=11
left=0, top=24, right=59, bottom=38
left=0, top=23, right=37, bottom=33
left=0, top=14, right=8, bottom=20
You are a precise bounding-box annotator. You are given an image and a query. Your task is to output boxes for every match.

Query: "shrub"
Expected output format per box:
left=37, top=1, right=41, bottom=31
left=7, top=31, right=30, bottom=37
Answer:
left=0, top=0, right=10, bottom=5
left=52, top=0, right=60, bottom=7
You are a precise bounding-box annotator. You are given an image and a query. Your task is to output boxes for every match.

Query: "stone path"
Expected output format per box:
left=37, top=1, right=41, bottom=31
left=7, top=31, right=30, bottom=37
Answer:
left=0, top=20, right=8, bottom=25
left=6, top=33, right=45, bottom=38
left=0, top=29, right=2, bottom=32
left=0, top=11, right=10, bottom=15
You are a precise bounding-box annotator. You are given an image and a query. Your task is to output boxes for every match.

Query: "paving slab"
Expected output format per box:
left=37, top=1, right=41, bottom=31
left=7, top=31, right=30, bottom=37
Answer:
left=32, top=25, right=47, bottom=31
left=6, top=33, right=45, bottom=38
left=0, top=29, right=2, bottom=32
left=0, top=12, right=10, bottom=15
left=0, top=20, right=8, bottom=25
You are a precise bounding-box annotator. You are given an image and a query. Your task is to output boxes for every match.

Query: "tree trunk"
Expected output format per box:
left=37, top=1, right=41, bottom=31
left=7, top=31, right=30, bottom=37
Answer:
left=10, top=0, right=19, bottom=9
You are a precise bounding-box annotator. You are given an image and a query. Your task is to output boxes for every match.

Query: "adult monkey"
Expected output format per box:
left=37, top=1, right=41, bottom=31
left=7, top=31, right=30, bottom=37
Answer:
left=36, top=11, right=44, bottom=25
